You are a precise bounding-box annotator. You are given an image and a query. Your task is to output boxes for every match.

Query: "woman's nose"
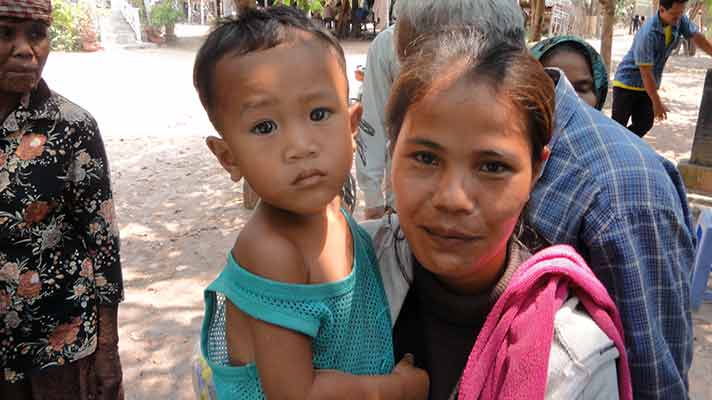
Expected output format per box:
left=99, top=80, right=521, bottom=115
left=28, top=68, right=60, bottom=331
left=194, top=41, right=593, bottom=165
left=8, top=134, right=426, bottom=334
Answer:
left=11, top=35, right=34, bottom=60
left=431, top=170, right=475, bottom=214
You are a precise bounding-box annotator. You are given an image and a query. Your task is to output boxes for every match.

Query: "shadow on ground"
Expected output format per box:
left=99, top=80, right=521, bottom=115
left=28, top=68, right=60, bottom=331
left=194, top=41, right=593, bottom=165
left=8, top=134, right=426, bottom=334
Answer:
left=110, top=135, right=248, bottom=400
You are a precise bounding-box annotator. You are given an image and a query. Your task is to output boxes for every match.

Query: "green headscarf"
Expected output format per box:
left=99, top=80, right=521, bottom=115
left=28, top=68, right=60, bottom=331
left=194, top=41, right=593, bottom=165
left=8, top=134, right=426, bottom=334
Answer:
left=531, top=36, right=609, bottom=110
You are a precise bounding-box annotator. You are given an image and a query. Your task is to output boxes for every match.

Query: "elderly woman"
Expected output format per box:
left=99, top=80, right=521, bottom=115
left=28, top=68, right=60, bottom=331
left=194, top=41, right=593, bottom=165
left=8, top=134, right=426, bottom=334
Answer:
left=0, top=1, right=124, bottom=399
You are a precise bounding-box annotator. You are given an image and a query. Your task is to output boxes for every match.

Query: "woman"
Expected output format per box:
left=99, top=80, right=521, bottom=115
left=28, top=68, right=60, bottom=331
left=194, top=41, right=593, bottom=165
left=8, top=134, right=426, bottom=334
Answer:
left=364, top=29, right=632, bottom=399
left=530, top=35, right=609, bottom=110
left=0, top=1, right=124, bottom=399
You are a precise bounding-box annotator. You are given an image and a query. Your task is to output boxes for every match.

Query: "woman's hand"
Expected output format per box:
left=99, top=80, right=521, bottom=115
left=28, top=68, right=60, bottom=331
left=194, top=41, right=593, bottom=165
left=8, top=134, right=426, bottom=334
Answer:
left=95, top=304, right=125, bottom=400
left=364, top=206, right=386, bottom=220
left=393, top=354, right=429, bottom=400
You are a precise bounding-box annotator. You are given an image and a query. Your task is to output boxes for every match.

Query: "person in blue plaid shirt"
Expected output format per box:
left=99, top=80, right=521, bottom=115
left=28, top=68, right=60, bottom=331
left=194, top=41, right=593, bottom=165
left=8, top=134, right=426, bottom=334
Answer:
left=355, top=0, right=697, bottom=397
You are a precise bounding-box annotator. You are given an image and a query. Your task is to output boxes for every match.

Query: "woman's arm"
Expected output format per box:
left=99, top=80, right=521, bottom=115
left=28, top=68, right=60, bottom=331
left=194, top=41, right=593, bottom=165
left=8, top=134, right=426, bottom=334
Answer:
left=66, top=116, right=123, bottom=304
left=65, top=116, right=124, bottom=398
left=545, top=297, right=620, bottom=400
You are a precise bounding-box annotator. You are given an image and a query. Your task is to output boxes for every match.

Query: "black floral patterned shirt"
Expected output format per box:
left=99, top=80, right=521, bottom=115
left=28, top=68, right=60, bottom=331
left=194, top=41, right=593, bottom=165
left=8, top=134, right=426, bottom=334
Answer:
left=0, top=80, right=123, bottom=383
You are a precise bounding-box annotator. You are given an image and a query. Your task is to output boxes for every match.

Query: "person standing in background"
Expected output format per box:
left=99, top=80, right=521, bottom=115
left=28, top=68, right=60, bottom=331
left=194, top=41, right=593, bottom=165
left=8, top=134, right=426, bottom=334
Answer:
left=0, top=1, right=125, bottom=399
left=612, top=0, right=712, bottom=137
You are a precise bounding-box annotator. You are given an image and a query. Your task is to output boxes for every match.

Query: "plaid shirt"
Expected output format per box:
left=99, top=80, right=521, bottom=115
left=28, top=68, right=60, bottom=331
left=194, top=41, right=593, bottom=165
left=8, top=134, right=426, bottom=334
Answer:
left=529, top=70, right=695, bottom=399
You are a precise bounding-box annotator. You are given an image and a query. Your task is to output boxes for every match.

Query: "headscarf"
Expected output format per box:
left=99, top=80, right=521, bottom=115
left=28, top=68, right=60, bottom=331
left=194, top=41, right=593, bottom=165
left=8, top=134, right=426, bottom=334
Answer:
left=0, top=0, right=52, bottom=24
left=531, top=35, right=608, bottom=110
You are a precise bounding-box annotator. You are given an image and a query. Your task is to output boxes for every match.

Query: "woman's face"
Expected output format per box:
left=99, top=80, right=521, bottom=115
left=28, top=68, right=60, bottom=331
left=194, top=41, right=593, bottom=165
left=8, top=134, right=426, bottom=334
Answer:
left=0, top=18, right=50, bottom=96
left=391, top=78, right=545, bottom=294
left=541, top=49, right=597, bottom=108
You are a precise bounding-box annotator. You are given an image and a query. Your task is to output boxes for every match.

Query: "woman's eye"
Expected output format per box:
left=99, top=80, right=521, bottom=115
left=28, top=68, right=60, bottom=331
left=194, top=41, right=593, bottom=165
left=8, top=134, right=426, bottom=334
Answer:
left=310, top=108, right=332, bottom=122
left=413, top=152, right=438, bottom=166
left=250, top=120, right=277, bottom=135
left=0, top=26, right=13, bottom=40
left=480, top=162, right=508, bottom=174
left=28, top=24, right=47, bottom=41
left=574, top=84, right=593, bottom=95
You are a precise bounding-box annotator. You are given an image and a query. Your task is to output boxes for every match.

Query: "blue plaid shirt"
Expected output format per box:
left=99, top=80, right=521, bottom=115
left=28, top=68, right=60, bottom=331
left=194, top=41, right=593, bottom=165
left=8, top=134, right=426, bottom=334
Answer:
left=614, top=12, right=698, bottom=89
left=529, top=70, right=695, bottom=399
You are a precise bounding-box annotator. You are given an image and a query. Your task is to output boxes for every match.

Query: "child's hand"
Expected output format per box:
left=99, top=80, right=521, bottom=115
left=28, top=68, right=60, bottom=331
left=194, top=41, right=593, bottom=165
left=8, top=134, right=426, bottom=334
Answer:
left=393, top=354, right=429, bottom=400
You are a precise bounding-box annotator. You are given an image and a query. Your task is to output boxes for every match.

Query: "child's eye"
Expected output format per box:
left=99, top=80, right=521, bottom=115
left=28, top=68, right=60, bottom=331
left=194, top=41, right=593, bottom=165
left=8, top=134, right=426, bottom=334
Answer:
left=250, top=120, right=277, bottom=135
left=412, top=151, right=439, bottom=166
left=310, top=108, right=332, bottom=122
left=480, top=162, right=509, bottom=174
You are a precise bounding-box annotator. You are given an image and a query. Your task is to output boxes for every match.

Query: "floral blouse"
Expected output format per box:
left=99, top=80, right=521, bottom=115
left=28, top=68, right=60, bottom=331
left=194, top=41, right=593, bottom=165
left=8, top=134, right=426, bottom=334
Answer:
left=0, top=80, right=123, bottom=383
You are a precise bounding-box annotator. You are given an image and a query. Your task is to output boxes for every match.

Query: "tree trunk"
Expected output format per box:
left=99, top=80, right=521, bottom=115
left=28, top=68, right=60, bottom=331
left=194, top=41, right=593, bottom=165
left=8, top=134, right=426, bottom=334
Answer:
left=530, top=0, right=546, bottom=41
left=351, top=0, right=361, bottom=37
left=235, top=0, right=255, bottom=11
left=599, top=0, right=615, bottom=72
left=336, top=1, right=351, bottom=38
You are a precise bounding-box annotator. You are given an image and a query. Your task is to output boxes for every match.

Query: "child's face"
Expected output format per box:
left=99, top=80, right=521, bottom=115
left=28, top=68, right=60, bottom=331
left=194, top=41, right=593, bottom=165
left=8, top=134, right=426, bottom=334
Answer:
left=206, top=36, right=357, bottom=215
left=391, top=78, right=547, bottom=294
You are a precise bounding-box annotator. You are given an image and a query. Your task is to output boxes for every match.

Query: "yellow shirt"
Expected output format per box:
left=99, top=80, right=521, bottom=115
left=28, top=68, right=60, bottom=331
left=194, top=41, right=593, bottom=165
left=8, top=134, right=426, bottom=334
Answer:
left=665, top=25, right=673, bottom=47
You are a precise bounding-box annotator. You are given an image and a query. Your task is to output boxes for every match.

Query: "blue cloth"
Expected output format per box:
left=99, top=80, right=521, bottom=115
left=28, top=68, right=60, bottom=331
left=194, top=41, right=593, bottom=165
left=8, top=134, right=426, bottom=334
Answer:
left=200, top=211, right=394, bottom=399
left=528, top=70, right=696, bottom=399
left=614, top=12, right=698, bottom=89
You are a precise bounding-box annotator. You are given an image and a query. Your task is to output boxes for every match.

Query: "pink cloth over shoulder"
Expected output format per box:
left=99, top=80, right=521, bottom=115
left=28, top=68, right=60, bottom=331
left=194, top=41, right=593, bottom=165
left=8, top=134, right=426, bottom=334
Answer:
left=457, top=244, right=632, bottom=400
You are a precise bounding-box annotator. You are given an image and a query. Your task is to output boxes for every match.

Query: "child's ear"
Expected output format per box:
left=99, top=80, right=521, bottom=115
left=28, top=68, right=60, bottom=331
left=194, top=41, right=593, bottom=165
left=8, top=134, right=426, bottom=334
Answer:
left=348, top=102, right=363, bottom=140
left=206, top=136, right=243, bottom=183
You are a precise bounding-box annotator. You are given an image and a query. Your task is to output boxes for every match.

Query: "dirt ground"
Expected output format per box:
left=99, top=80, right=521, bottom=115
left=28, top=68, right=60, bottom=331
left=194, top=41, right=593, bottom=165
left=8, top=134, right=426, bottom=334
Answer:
left=40, top=26, right=712, bottom=399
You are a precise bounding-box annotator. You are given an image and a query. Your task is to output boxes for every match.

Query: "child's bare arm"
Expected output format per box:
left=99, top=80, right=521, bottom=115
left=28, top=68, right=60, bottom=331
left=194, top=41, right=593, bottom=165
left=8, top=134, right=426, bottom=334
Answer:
left=248, top=315, right=428, bottom=400
left=230, top=231, right=429, bottom=400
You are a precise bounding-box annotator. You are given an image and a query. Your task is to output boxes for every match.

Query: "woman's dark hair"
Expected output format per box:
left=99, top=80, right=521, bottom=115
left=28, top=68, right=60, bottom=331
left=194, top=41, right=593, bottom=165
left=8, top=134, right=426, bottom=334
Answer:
left=193, top=6, right=346, bottom=116
left=386, top=27, right=555, bottom=165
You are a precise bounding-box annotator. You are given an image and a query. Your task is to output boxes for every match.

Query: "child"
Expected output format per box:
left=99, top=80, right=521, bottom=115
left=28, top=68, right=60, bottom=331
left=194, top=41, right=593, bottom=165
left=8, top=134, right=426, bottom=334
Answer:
left=193, top=7, right=428, bottom=399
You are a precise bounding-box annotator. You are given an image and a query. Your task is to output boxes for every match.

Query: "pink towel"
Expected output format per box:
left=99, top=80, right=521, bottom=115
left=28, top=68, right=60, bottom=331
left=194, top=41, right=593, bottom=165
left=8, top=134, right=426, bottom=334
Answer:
left=458, top=245, right=632, bottom=400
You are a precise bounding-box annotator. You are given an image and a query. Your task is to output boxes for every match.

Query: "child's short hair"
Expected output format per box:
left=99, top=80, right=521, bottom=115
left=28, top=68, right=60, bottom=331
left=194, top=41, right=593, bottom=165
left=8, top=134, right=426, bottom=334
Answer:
left=193, top=6, right=347, bottom=116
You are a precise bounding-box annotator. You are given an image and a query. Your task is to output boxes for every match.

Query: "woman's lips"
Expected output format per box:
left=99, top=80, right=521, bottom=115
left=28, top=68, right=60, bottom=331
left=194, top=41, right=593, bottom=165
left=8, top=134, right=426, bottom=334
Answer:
left=422, top=225, right=481, bottom=247
left=5, top=67, right=38, bottom=82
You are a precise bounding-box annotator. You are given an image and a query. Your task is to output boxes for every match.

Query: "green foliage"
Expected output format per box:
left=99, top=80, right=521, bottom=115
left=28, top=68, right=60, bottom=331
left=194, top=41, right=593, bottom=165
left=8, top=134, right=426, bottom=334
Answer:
left=149, top=0, right=183, bottom=28
left=281, top=0, right=325, bottom=13
left=615, top=0, right=636, bottom=20
left=49, top=0, right=94, bottom=51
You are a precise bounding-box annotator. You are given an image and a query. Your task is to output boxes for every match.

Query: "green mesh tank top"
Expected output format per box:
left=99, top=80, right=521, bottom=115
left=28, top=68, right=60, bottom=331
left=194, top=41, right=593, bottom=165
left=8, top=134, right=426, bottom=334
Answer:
left=200, top=211, right=394, bottom=399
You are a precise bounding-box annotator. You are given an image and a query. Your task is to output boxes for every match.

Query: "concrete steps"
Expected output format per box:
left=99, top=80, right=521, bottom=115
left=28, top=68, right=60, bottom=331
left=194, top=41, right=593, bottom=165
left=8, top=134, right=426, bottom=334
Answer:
left=100, top=10, right=156, bottom=50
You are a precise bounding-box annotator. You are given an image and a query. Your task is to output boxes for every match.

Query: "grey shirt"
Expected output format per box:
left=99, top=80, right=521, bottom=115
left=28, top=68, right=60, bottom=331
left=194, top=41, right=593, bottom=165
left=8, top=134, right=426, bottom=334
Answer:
left=355, top=26, right=399, bottom=210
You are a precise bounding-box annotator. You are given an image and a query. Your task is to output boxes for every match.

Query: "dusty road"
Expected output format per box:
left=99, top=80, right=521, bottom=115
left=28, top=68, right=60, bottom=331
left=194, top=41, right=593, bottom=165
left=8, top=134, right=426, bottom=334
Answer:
left=40, top=26, right=712, bottom=399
